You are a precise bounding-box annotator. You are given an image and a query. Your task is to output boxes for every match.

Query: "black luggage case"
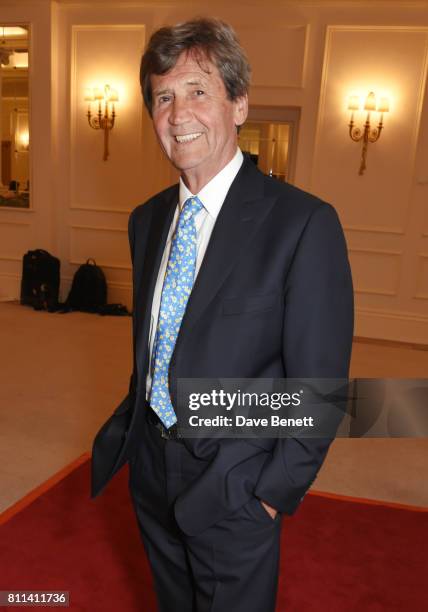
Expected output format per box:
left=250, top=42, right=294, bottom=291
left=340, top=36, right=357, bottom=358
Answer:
left=20, top=249, right=60, bottom=311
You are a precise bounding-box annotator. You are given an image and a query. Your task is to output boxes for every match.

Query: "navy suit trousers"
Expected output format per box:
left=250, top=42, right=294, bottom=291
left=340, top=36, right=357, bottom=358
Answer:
left=128, top=413, right=282, bottom=612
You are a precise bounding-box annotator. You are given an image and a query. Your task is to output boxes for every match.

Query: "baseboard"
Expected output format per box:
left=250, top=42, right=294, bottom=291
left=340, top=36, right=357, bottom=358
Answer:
left=355, top=306, right=428, bottom=345
left=2, top=272, right=427, bottom=344
left=0, top=273, right=132, bottom=311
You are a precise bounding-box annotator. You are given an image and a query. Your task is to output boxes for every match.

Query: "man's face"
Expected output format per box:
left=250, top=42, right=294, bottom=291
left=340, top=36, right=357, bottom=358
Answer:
left=150, top=50, right=248, bottom=190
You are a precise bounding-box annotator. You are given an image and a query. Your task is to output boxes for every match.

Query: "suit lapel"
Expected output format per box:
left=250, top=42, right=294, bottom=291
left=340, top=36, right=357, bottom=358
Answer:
left=173, top=157, right=276, bottom=355
left=135, top=185, right=178, bottom=382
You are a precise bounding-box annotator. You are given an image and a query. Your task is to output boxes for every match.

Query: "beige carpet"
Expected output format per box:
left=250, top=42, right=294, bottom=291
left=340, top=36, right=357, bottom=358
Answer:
left=1, top=301, right=427, bottom=513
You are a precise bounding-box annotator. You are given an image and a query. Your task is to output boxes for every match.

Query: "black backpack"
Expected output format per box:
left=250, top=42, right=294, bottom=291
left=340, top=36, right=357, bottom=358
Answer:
left=65, top=258, right=107, bottom=313
left=20, top=249, right=60, bottom=312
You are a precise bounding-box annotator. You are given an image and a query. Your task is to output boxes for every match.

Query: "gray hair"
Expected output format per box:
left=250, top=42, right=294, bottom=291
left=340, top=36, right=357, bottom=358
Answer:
left=140, top=17, right=251, bottom=117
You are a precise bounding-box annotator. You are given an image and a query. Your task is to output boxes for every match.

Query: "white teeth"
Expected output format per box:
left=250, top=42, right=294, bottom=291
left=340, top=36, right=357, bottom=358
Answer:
left=175, top=132, right=202, bottom=143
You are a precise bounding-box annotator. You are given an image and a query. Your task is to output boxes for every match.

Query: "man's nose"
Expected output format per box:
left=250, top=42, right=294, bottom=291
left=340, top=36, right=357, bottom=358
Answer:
left=168, top=97, right=191, bottom=125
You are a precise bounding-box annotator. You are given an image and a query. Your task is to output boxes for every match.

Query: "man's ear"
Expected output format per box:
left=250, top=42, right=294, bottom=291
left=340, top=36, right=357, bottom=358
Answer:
left=234, top=93, right=249, bottom=127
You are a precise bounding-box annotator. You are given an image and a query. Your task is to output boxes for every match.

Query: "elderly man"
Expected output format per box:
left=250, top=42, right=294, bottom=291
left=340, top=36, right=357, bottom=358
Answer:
left=92, top=17, right=354, bottom=612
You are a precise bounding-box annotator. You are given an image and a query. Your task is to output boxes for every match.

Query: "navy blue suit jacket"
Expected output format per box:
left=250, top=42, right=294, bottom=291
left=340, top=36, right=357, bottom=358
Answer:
left=91, top=155, right=354, bottom=536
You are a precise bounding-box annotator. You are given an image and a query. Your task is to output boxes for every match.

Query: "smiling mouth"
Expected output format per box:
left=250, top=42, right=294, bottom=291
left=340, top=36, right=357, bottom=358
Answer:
left=174, top=132, right=203, bottom=144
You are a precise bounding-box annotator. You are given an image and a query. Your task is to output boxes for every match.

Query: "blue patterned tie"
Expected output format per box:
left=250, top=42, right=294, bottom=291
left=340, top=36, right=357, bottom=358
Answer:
left=149, top=196, right=204, bottom=428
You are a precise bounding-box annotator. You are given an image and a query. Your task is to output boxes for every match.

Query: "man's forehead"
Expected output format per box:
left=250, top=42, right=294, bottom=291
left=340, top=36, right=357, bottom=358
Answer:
left=151, top=51, right=218, bottom=89
left=174, top=48, right=214, bottom=71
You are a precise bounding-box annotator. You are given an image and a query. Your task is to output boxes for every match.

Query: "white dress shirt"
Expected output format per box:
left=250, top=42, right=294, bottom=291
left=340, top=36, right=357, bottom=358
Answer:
left=145, top=147, right=244, bottom=398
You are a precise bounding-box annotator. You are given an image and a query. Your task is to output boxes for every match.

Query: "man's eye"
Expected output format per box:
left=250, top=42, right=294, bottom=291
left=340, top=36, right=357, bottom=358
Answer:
left=194, top=90, right=204, bottom=96
left=158, top=96, right=171, bottom=104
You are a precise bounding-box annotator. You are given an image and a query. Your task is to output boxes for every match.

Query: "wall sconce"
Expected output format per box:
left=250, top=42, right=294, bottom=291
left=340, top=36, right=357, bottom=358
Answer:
left=84, top=84, right=119, bottom=161
left=348, top=91, right=389, bottom=175
left=18, top=130, right=29, bottom=151
left=13, top=109, right=29, bottom=153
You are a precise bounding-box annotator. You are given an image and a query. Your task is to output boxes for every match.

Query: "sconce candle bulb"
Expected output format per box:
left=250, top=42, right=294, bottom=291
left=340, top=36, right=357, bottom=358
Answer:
left=347, top=95, right=360, bottom=111
left=377, top=98, right=390, bottom=113
left=364, top=91, right=377, bottom=112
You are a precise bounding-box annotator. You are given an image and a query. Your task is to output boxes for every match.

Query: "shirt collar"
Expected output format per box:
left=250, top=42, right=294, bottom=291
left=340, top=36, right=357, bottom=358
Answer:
left=179, top=148, right=244, bottom=219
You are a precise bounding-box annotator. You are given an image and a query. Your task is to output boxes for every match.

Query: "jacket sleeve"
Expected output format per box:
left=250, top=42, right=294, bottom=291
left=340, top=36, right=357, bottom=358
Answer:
left=128, top=209, right=137, bottom=395
left=253, top=202, right=354, bottom=514
left=128, top=208, right=136, bottom=265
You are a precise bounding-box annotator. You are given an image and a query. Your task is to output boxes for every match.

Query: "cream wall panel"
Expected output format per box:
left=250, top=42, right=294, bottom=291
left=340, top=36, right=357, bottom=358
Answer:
left=69, top=225, right=131, bottom=270
left=0, top=222, right=32, bottom=261
left=349, top=248, right=401, bottom=296
left=422, top=205, right=428, bottom=236
left=70, top=25, right=145, bottom=212
left=415, top=254, right=428, bottom=299
left=345, top=227, right=404, bottom=255
left=0, top=257, right=22, bottom=301
left=0, top=0, right=56, bottom=289
left=238, top=26, right=308, bottom=89
left=0, top=274, right=20, bottom=301
left=312, top=26, right=428, bottom=232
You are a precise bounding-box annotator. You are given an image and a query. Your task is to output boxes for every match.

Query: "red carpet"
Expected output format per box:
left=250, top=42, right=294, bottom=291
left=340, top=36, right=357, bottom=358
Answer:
left=1, top=455, right=427, bottom=611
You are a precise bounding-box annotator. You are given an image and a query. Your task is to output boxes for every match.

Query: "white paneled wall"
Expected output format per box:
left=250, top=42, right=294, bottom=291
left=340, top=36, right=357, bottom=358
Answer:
left=0, top=0, right=53, bottom=301
left=311, top=26, right=428, bottom=342
left=64, top=24, right=145, bottom=305
left=0, top=0, right=427, bottom=342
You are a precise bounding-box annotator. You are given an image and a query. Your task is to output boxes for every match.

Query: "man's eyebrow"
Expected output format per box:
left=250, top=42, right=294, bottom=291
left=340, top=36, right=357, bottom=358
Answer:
left=185, top=79, right=206, bottom=87
left=153, top=88, right=173, bottom=96
left=152, top=78, right=208, bottom=96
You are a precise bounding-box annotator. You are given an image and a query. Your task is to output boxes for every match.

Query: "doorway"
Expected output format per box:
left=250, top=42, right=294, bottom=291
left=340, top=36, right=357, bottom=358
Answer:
left=238, top=106, right=300, bottom=184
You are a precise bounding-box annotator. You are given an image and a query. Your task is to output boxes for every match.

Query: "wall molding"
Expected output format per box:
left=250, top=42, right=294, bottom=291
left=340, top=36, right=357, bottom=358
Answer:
left=348, top=247, right=402, bottom=296
left=0, top=255, right=22, bottom=262
left=69, top=205, right=133, bottom=213
left=0, top=271, right=20, bottom=278
left=0, top=209, right=34, bottom=216
left=69, top=225, right=130, bottom=270
left=414, top=252, right=428, bottom=299
left=70, top=223, right=127, bottom=233
left=354, top=288, right=396, bottom=297
left=311, top=24, right=428, bottom=234
left=0, top=271, right=21, bottom=301
left=0, top=219, right=31, bottom=226
left=348, top=247, right=402, bottom=256
left=356, top=305, right=428, bottom=324
left=238, top=24, right=309, bottom=90
left=344, top=225, right=405, bottom=235
left=70, top=23, right=145, bottom=215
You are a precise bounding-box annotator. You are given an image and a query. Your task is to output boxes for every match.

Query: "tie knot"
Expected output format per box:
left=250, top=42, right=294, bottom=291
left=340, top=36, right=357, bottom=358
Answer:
left=182, top=196, right=204, bottom=221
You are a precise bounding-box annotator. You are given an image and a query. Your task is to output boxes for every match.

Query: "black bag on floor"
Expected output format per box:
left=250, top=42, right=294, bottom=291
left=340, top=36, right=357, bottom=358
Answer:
left=20, top=249, right=60, bottom=312
left=97, top=303, right=130, bottom=316
left=64, top=258, right=107, bottom=313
